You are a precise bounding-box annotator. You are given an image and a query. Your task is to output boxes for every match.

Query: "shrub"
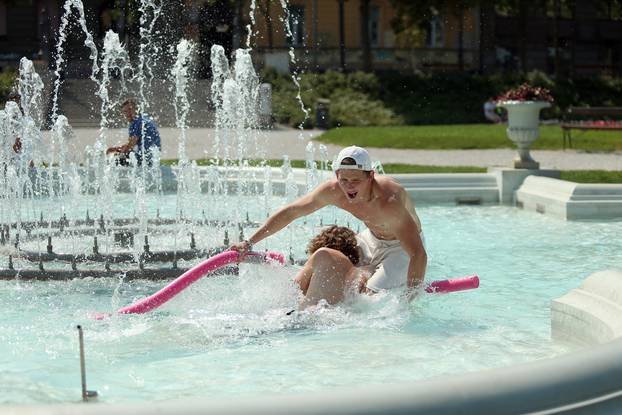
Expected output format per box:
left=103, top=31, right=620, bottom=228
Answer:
left=263, top=69, right=622, bottom=127
left=329, top=90, right=402, bottom=127
left=0, top=70, right=17, bottom=106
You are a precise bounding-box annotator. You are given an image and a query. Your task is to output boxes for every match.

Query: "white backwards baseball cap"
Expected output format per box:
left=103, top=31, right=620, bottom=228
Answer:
left=333, top=145, right=373, bottom=171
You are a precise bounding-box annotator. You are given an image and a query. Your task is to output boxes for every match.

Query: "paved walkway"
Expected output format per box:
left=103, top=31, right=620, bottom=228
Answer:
left=58, top=126, right=622, bottom=171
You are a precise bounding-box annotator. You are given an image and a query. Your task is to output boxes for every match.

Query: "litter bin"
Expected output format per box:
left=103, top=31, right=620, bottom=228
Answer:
left=259, top=83, right=273, bottom=128
left=315, top=98, right=330, bottom=130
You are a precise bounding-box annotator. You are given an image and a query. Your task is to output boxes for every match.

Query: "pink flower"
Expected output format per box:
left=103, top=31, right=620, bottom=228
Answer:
left=496, top=83, right=554, bottom=103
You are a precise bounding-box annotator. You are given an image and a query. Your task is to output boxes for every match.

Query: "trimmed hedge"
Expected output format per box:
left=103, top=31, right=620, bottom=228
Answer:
left=0, top=71, right=17, bottom=106
left=264, top=69, right=622, bottom=128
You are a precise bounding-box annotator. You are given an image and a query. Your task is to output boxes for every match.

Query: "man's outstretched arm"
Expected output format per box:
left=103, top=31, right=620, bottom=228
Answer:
left=107, top=136, right=138, bottom=154
left=231, top=182, right=334, bottom=254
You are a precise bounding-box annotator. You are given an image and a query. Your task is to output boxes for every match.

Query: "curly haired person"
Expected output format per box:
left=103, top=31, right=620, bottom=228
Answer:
left=293, top=225, right=365, bottom=307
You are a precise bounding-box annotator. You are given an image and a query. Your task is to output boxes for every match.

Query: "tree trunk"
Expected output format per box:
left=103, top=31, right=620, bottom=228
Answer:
left=338, top=0, right=346, bottom=71
left=232, top=0, right=243, bottom=50
left=518, top=0, right=528, bottom=72
left=457, top=4, right=464, bottom=71
left=478, top=1, right=496, bottom=74
left=569, top=0, right=578, bottom=78
left=263, top=0, right=273, bottom=50
left=552, top=0, right=561, bottom=78
left=312, top=0, right=318, bottom=70
left=360, top=0, right=372, bottom=72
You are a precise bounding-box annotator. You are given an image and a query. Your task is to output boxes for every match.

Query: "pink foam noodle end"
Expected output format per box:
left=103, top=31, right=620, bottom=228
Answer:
left=425, top=275, right=479, bottom=294
left=263, top=251, right=286, bottom=265
left=105, top=250, right=285, bottom=316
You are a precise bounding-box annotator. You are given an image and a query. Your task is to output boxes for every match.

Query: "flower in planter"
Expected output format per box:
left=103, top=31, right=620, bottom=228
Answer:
left=496, top=83, right=554, bottom=103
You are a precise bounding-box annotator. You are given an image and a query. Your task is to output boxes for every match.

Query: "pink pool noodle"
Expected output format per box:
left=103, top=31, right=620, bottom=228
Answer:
left=95, top=252, right=476, bottom=319
left=425, top=275, right=479, bottom=293
left=95, top=250, right=284, bottom=319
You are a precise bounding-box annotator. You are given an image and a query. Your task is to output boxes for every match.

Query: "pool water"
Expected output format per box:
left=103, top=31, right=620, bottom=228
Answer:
left=1, top=198, right=621, bottom=404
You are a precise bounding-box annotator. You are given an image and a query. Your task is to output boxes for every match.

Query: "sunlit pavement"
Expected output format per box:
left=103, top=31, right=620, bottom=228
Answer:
left=50, top=126, right=622, bottom=171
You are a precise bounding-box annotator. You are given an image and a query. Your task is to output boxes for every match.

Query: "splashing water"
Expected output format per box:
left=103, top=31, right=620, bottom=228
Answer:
left=305, top=141, right=319, bottom=192
left=246, top=0, right=258, bottom=49
left=97, top=30, right=132, bottom=136
left=172, top=39, right=195, bottom=166
left=50, top=0, right=99, bottom=124
left=17, top=58, right=45, bottom=129
left=276, top=0, right=310, bottom=131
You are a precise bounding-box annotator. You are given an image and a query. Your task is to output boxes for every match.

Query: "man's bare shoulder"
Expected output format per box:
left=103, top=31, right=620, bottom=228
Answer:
left=374, top=176, right=407, bottom=202
left=374, top=174, right=403, bottom=188
left=312, top=178, right=342, bottom=202
left=316, top=177, right=340, bottom=192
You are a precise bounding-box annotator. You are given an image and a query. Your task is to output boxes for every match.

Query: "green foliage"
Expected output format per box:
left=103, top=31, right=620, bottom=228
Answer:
left=0, top=71, right=17, bottom=106
left=330, top=90, right=402, bottom=127
left=559, top=170, right=622, bottom=184
left=161, top=158, right=307, bottom=169
left=266, top=69, right=400, bottom=128
left=160, top=158, right=485, bottom=174
left=264, top=69, right=622, bottom=128
left=318, top=125, right=622, bottom=152
left=381, top=164, right=486, bottom=174
left=160, top=159, right=622, bottom=183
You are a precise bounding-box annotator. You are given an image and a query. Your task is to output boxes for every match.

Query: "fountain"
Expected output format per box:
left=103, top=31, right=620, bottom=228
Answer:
left=1, top=0, right=622, bottom=413
left=0, top=0, right=320, bottom=282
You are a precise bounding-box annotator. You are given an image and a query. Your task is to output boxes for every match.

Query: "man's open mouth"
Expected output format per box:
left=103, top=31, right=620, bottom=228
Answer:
left=347, top=191, right=358, bottom=199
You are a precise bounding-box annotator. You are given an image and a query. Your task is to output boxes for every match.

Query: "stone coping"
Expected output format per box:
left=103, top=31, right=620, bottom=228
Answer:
left=5, top=337, right=622, bottom=414
left=552, top=270, right=622, bottom=346
left=516, top=175, right=622, bottom=220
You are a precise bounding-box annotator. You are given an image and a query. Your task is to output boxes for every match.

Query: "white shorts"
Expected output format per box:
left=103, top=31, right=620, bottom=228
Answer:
left=356, top=228, right=426, bottom=292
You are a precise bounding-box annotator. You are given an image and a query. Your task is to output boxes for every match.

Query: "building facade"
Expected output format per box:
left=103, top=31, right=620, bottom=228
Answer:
left=0, top=0, right=621, bottom=77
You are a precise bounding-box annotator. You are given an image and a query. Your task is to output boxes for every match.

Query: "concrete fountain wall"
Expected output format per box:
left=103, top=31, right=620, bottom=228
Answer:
left=516, top=176, right=622, bottom=220
left=552, top=269, right=622, bottom=346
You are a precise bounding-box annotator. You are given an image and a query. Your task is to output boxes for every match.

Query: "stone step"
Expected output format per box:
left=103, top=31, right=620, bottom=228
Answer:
left=392, top=173, right=500, bottom=204
left=56, top=79, right=217, bottom=128
left=392, top=173, right=498, bottom=188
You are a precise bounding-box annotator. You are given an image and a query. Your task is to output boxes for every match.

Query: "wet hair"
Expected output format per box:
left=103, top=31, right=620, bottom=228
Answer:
left=306, top=225, right=359, bottom=265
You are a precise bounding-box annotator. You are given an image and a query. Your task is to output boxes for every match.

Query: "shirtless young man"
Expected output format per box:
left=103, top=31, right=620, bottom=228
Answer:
left=231, top=146, right=427, bottom=307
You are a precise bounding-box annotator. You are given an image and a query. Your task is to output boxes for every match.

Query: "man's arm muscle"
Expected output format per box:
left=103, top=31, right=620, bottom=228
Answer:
left=249, top=182, right=336, bottom=245
left=392, top=205, right=427, bottom=290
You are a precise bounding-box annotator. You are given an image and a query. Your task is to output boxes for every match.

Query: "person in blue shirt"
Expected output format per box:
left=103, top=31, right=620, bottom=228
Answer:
left=106, top=98, right=161, bottom=166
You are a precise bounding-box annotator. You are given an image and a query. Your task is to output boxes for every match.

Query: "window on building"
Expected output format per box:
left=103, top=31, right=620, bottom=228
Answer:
left=368, top=5, right=380, bottom=47
left=0, top=1, right=7, bottom=37
left=425, top=15, right=444, bottom=48
left=544, top=0, right=574, bottom=19
left=597, top=0, right=622, bottom=20
left=494, top=4, right=518, bottom=17
left=287, top=5, right=305, bottom=47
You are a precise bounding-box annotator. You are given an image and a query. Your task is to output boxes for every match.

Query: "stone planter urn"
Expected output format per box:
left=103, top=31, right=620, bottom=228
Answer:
left=497, top=100, right=551, bottom=169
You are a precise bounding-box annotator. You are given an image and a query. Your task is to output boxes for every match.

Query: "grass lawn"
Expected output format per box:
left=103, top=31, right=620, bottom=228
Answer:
left=161, top=159, right=484, bottom=173
left=317, top=124, right=622, bottom=152
left=161, top=159, right=622, bottom=183
left=558, top=170, right=622, bottom=183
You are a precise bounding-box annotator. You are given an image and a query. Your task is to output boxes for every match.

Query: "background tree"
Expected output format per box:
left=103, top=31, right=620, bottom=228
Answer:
left=360, top=0, right=373, bottom=71
left=390, top=0, right=480, bottom=71
left=256, top=0, right=275, bottom=50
